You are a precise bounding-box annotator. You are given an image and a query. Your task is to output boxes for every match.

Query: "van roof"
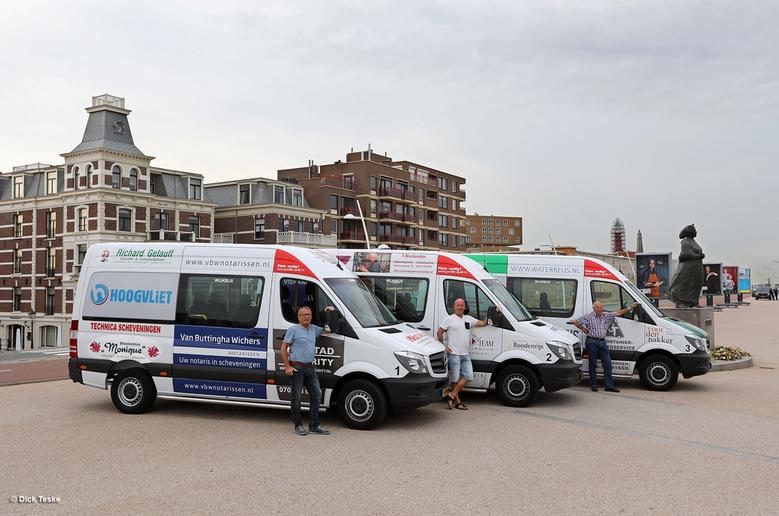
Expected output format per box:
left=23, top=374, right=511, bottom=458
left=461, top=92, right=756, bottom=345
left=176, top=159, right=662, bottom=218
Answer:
left=327, top=249, right=490, bottom=281
left=466, top=252, right=629, bottom=283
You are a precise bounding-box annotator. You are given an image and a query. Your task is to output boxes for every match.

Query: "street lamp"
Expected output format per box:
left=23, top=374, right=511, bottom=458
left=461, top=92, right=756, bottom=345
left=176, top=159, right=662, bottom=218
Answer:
left=343, top=200, right=370, bottom=250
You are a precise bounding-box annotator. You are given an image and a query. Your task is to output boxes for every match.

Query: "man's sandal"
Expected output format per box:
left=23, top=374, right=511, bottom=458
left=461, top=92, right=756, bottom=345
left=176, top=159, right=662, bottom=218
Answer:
left=454, top=402, right=468, bottom=410
left=447, top=395, right=455, bottom=410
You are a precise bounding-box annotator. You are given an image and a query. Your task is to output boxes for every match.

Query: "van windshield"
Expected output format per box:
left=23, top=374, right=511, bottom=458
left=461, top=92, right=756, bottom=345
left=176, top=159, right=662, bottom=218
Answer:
left=623, top=280, right=666, bottom=318
left=325, top=278, right=399, bottom=328
left=483, top=279, right=533, bottom=322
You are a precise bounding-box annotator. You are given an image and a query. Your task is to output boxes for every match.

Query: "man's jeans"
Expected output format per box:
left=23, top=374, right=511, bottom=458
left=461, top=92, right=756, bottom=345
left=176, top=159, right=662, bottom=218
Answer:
left=585, top=337, right=615, bottom=389
left=291, top=367, right=322, bottom=429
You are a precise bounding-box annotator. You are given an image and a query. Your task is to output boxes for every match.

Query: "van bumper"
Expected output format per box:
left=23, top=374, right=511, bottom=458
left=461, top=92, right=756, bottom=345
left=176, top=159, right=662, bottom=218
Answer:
left=68, top=359, right=83, bottom=383
left=678, top=351, right=712, bottom=379
left=538, top=361, right=582, bottom=392
left=381, top=375, right=448, bottom=411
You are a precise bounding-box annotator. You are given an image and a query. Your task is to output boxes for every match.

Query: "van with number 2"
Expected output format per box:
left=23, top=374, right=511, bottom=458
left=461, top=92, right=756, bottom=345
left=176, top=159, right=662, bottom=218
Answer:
left=466, top=253, right=711, bottom=391
left=68, top=243, right=448, bottom=430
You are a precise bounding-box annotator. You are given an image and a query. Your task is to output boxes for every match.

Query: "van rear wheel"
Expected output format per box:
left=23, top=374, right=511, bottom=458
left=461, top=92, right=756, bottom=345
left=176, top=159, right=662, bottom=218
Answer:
left=110, top=370, right=156, bottom=414
left=338, top=379, right=387, bottom=430
left=639, top=355, right=679, bottom=391
left=497, top=365, right=539, bottom=407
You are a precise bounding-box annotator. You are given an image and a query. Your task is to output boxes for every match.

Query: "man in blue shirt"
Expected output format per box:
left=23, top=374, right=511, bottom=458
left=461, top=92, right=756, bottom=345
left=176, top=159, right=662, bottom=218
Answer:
left=281, top=306, right=333, bottom=436
left=570, top=300, right=637, bottom=393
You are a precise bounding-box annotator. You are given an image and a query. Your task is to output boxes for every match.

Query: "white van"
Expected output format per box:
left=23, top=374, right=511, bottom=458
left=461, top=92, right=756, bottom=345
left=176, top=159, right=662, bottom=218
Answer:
left=466, top=253, right=711, bottom=391
left=68, top=243, right=448, bottom=430
left=327, top=250, right=582, bottom=407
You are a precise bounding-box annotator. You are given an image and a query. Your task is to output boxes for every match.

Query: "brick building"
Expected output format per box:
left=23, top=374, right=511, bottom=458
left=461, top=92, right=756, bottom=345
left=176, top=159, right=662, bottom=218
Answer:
left=465, top=213, right=523, bottom=251
left=206, top=177, right=335, bottom=248
left=0, top=95, right=214, bottom=350
left=277, top=149, right=467, bottom=250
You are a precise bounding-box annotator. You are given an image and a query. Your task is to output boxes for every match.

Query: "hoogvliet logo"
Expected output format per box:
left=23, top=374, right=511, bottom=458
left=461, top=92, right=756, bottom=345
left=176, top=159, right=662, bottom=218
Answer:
left=90, top=284, right=109, bottom=305
left=89, top=283, right=173, bottom=305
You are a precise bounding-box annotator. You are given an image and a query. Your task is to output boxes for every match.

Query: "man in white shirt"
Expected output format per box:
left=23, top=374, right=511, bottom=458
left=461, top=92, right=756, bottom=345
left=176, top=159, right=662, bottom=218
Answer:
left=437, top=298, right=489, bottom=410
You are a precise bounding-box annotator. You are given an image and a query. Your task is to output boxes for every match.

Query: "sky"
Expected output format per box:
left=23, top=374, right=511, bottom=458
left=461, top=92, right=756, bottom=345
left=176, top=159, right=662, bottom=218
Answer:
left=1, top=0, right=777, bottom=281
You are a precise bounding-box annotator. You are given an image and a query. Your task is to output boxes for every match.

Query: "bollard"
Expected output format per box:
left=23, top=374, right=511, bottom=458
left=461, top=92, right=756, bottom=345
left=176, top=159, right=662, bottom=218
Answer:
left=706, top=295, right=714, bottom=306
left=737, top=292, right=744, bottom=302
left=724, top=293, right=731, bottom=304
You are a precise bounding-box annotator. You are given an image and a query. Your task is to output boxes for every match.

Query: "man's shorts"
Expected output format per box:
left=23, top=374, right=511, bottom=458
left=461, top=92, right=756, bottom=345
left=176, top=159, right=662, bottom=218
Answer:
left=448, top=354, right=474, bottom=383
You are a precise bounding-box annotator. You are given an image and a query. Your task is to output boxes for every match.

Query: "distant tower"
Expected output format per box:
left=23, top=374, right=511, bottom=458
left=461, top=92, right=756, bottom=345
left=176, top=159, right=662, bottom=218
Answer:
left=610, top=218, right=626, bottom=253
left=636, top=229, right=644, bottom=253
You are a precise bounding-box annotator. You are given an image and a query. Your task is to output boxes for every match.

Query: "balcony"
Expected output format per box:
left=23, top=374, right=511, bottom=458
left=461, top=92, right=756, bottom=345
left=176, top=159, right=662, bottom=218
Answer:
left=277, top=232, right=338, bottom=248
left=379, top=186, right=415, bottom=201
left=378, top=234, right=415, bottom=244
left=213, top=233, right=235, bottom=243
left=379, top=211, right=415, bottom=223
left=339, top=231, right=367, bottom=242
left=147, top=230, right=187, bottom=241
left=410, top=175, right=438, bottom=188
left=321, top=176, right=355, bottom=190
left=339, top=207, right=357, bottom=216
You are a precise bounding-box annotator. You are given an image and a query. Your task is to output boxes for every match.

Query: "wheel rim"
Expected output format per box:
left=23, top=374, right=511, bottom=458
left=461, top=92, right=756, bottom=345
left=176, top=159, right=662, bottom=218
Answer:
left=504, top=374, right=529, bottom=399
left=647, top=363, right=670, bottom=385
left=345, top=390, right=374, bottom=422
left=118, top=377, right=144, bottom=407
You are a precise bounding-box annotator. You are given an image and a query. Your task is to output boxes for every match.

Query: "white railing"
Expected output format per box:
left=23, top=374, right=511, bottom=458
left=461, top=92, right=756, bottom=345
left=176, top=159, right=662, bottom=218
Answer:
left=213, top=233, right=235, bottom=243
left=13, top=163, right=52, bottom=172
left=277, top=232, right=337, bottom=247
left=92, top=94, right=125, bottom=108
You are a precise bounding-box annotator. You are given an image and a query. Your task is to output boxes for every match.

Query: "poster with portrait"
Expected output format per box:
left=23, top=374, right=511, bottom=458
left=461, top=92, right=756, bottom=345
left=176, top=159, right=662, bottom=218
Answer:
left=738, top=267, right=751, bottom=294
left=702, top=263, right=722, bottom=295
left=635, top=253, right=672, bottom=299
left=722, top=265, right=738, bottom=295
left=352, top=252, right=392, bottom=273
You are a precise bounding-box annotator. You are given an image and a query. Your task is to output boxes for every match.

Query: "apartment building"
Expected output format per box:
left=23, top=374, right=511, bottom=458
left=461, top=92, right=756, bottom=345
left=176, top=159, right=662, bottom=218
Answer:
left=206, top=177, right=335, bottom=248
left=277, top=149, right=467, bottom=250
left=0, top=95, right=214, bottom=351
left=465, top=213, right=523, bottom=252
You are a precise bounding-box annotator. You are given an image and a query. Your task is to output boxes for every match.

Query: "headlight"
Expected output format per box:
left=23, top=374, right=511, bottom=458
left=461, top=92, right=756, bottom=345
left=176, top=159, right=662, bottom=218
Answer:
left=394, top=351, right=429, bottom=374
left=685, top=335, right=706, bottom=352
left=546, top=341, right=571, bottom=360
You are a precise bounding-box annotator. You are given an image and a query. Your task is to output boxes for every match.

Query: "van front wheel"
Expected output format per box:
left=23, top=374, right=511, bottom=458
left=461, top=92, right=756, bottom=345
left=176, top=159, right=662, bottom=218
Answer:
left=110, top=370, right=156, bottom=414
left=497, top=365, right=539, bottom=407
left=639, top=355, right=679, bottom=391
left=338, top=379, right=387, bottom=430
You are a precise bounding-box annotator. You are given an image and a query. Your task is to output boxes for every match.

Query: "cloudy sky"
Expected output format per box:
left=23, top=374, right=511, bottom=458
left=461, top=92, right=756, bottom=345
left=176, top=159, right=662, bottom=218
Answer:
left=1, top=1, right=776, bottom=280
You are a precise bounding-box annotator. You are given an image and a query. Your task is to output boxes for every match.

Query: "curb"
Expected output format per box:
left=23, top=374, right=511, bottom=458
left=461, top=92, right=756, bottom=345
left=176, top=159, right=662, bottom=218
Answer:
left=711, top=356, right=753, bottom=372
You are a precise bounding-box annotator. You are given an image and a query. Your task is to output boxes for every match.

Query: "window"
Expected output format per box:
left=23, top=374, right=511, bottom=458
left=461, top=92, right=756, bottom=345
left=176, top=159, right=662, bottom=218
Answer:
left=77, top=244, right=87, bottom=265
left=418, top=188, right=424, bottom=203
left=452, top=181, right=457, bottom=193
left=154, top=212, right=168, bottom=231
left=46, top=247, right=56, bottom=277
left=46, top=288, right=55, bottom=316
left=452, top=217, right=458, bottom=230
left=590, top=281, right=639, bottom=320
left=278, top=218, right=290, bottom=232
left=85, top=164, right=93, bottom=189
left=343, top=175, right=355, bottom=190
left=185, top=215, right=199, bottom=238
left=240, top=184, right=251, bottom=205
left=279, top=277, right=339, bottom=329
left=14, top=249, right=22, bottom=274
left=329, top=195, right=338, bottom=211
left=78, top=208, right=88, bottom=232
left=438, top=177, right=448, bottom=191
left=112, top=165, right=122, bottom=189
left=369, top=222, right=377, bottom=237
left=360, top=277, right=429, bottom=323
left=439, top=196, right=448, bottom=209
left=130, top=169, right=138, bottom=191
left=292, top=189, right=303, bottom=207
left=118, top=209, right=132, bottom=232
left=507, top=278, right=578, bottom=318
left=13, top=214, right=23, bottom=238
left=330, top=219, right=338, bottom=234
left=254, top=218, right=265, bottom=239
left=13, top=287, right=21, bottom=312
left=452, top=199, right=458, bottom=211
left=325, top=278, right=398, bottom=328
left=176, top=274, right=264, bottom=328
left=438, top=233, right=449, bottom=246
left=370, top=176, right=378, bottom=191
left=370, top=199, right=377, bottom=217
left=46, top=211, right=57, bottom=238
left=47, top=171, right=57, bottom=195
left=72, top=167, right=80, bottom=190
left=14, top=176, right=24, bottom=198
left=438, top=214, right=448, bottom=228
left=189, top=178, right=201, bottom=199
left=443, top=279, right=496, bottom=319
left=274, top=185, right=285, bottom=204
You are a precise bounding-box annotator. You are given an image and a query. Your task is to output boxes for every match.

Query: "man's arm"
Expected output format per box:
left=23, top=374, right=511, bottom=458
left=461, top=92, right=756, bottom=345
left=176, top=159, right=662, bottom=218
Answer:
left=614, top=303, right=639, bottom=317
left=569, top=320, right=589, bottom=335
left=280, top=341, right=296, bottom=376
left=436, top=327, right=453, bottom=353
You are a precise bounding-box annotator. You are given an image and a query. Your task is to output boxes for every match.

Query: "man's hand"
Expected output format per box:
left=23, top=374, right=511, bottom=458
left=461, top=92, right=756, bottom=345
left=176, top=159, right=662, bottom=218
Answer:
left=285, top=364, right=297, bottom=376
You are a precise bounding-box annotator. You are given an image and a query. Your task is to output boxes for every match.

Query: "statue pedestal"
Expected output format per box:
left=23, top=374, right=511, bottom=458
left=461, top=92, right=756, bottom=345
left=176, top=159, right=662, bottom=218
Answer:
left=663, top=307, right=716, bottom=349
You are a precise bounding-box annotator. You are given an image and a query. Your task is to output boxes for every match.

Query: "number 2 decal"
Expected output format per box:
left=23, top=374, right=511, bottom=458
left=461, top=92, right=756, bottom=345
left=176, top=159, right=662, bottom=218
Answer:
left=546, top=353, right=552, bottom=362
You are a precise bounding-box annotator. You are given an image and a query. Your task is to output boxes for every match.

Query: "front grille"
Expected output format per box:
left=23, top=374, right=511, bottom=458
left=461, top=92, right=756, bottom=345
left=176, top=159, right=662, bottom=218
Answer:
left=429, top=351, right=447, bottom=374
left=572, top=342, right=582, bottom=361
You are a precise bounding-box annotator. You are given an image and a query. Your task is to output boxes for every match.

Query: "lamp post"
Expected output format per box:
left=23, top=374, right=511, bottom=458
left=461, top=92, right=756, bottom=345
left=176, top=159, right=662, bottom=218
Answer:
left=344, top=200, right=370, bottom=250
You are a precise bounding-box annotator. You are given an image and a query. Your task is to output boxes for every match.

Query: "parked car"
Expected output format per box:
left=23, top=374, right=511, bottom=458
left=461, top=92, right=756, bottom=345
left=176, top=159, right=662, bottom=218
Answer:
left=753, top=286, right=772, bottom=300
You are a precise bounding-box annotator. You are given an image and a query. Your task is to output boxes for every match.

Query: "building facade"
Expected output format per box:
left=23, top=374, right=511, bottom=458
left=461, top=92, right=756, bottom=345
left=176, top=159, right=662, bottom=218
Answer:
left=465, top=213, right=523, bottom=251
left=206, top=177, right=335, bottom=248
left=277, top=149, right=467, bottom=251
left=0, top=95, right=215, bottom=351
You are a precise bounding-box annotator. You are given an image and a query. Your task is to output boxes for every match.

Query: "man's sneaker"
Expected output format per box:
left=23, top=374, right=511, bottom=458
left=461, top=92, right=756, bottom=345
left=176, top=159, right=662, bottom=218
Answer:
left=294, top=425, right=308, bottom=436
left=309, top=426, right=330, bottom=435
left=605, top=387, right=621, bottom=393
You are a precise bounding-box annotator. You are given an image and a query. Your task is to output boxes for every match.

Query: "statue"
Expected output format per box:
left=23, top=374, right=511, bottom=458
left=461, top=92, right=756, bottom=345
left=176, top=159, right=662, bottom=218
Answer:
left=668, top=224, right=705, bottom=307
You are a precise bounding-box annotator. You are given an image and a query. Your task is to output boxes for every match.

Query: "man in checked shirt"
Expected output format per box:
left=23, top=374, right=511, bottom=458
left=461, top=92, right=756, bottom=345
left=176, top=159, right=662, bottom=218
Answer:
left=570, top=300, right=638, bottom=392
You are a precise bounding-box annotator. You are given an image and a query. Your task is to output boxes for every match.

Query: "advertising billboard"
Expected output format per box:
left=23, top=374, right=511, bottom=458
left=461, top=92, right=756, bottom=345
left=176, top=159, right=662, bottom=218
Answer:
left=702, top=263, right=723, bottom=296
left=738, top=267, right=751, bottom=293
left=635, top=253, right=672, bottom=299
left=722, top=265, right=738, bottom=295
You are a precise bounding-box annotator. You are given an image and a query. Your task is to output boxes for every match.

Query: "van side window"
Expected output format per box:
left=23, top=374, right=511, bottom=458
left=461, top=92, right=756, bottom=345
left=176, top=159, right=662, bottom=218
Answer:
left=443, top=280, right=495, bottom=319
left=176, top=274, right=264, bottom=328
left=360, top=277, right=428, bottom=323
left=279, top=278, right=336, bottom=329
left=590, top=281, right=638, bottom=320
left=507, top=277, right=577, bottom=318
